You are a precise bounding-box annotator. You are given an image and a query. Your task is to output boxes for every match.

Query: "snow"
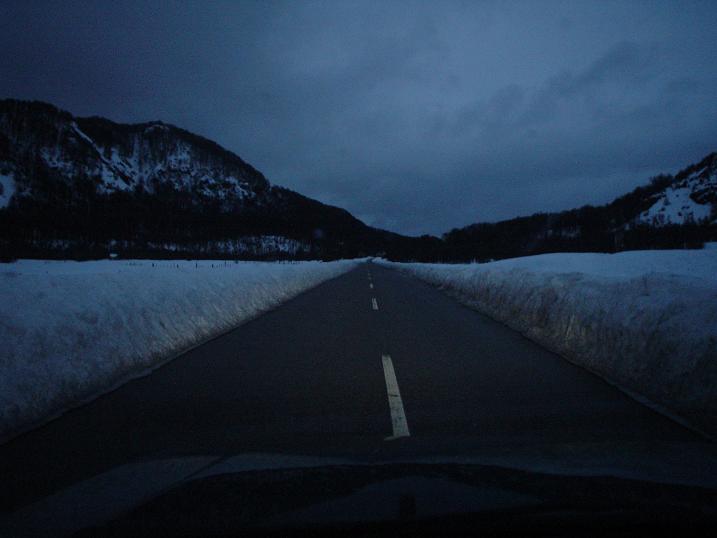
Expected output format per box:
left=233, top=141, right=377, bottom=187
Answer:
left=637, top=161, right=716, bottom=226
left=144, top=123, right=169, bottom=134
left=31, top=120, right=256, bottom=200
left=0, top=171, right=15, bottom=208
left=0, top=258, right=359, bottom=441
left=378, top=249, right=717, bottom=435
left=141, top=236, right=311, bottom=256
left=99, top=164, right=130, bottom=191
left=638, top=186, right=712, bottom=226
left=61, top=123, right=133, bottom=192
left=70, top=123, right=95, bottom=146
left=475, top=249, right=717, bottom=280
left=40, top=147, right=77, bottom=176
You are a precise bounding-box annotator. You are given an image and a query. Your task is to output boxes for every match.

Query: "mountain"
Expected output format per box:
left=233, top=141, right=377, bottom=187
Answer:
left=0, top=99, right=427, bottom=260
left=1, top=98, right=714, bottom=263
left=443, top=153, right=717, bottom=261
left=634, top=155, right=717, bottom=227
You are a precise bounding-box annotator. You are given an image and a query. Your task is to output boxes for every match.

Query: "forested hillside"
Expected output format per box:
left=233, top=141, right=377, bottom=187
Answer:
left=442, top=153, right=717, bottom=262
left=1, top=99, right=714, bottom=262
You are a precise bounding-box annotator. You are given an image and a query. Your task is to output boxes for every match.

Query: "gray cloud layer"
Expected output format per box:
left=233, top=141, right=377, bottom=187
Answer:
left=1, top=1, right=716, bottom=235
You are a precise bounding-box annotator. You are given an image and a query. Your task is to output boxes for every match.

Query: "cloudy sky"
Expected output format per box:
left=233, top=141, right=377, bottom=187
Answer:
left=1, top=1, right=716, bottom=235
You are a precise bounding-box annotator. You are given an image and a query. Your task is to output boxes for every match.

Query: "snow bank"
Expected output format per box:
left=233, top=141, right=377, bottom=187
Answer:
left=378, top=250, right=717, bottom=435
left=0, top=259, right=358, bottom=441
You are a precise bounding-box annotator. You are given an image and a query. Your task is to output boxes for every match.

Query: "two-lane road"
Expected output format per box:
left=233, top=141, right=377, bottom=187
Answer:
left=1, top=262, right=713, bottom=531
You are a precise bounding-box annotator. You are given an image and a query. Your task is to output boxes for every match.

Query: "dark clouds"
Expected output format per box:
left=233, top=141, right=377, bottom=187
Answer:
left=1, top=1, right=716, bottom=235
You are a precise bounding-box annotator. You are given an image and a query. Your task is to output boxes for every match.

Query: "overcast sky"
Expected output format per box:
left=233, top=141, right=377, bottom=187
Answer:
left=1, top=1, right=716, bottom=235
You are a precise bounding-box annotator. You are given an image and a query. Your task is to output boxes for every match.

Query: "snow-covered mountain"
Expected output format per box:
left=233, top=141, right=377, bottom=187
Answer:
left=635, top=153, right=716, bottom=227
left=0, top=100, right=271, bottom=207
left=444, top=152, right=717, bottom=261
left=0, top=99, right=404, bottom=259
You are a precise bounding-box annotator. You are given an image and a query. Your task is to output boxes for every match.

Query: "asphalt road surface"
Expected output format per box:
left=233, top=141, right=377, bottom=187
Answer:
left=1, top=262, right=714, bottom=534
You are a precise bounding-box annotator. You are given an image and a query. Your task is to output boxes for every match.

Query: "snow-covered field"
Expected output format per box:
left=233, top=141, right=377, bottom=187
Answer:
left=378, top=248, right=717, bottom=435
left=0, top=258, right=358, bottom=441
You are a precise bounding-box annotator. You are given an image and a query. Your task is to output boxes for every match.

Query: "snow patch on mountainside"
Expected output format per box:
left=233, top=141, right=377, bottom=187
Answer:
left=8, top=111, right=262, bottom=201
left=637, top=158, right=716, bottom=226
left=638, top=186, right=712, bottom=225
left=378, top=249, right=717, bottom=435
left=0, top=172, right=14, bottom=208
left=85, top=134, right=257, bottom=198
left=142, top=236, right=312, bottom=256
left=0, top=259, right=358, bottom=441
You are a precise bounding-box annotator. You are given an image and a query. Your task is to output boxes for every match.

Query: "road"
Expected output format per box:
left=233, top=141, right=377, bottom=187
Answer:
left=1, top=262, right=714, bottom=533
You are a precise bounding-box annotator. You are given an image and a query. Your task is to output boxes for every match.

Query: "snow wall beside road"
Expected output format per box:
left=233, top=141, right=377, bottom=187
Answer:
left=0, top=259, right=359, bottom=442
